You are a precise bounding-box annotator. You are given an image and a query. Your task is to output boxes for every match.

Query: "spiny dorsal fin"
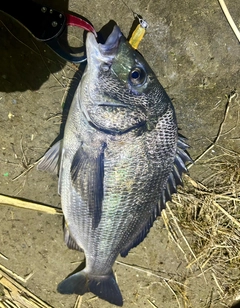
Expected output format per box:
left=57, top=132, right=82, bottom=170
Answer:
left=159, top=135, right=192, bottom=211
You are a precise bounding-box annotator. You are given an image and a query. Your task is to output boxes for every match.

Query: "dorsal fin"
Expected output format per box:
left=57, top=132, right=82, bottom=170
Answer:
left=158, top=135, right=192, bottom=211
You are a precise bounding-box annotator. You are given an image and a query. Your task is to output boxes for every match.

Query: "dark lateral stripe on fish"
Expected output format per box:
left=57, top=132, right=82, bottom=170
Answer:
left=92, top=142, right=106, bottom=227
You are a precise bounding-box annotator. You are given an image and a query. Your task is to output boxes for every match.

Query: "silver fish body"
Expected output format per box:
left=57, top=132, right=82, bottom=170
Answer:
left=38, top=25, right=191, bottom=306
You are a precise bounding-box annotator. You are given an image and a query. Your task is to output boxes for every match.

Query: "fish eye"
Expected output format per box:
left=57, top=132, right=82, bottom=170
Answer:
left=129, top=67, right=146, bottom=86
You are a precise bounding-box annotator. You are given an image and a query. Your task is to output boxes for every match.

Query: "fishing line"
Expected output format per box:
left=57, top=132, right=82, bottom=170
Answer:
left=120, top=0, right=148, bottom=49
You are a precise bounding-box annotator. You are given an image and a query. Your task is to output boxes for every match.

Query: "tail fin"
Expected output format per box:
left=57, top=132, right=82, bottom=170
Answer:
left=57, top=270, right=123, bottom=306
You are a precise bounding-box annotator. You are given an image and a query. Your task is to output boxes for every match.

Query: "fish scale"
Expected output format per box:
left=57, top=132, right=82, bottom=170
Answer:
left=37, top=25, right=192, bottom=306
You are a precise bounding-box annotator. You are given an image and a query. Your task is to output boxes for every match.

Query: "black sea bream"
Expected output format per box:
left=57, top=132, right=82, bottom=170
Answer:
left=38, top=25, right=191, bottom=306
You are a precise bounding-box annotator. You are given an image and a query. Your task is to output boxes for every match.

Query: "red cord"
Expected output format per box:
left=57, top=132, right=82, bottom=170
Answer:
left=66, top=14, right=97, bottom=37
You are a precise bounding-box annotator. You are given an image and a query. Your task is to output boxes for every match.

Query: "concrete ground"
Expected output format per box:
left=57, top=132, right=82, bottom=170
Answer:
left=0, top=0, right=239, bottom=307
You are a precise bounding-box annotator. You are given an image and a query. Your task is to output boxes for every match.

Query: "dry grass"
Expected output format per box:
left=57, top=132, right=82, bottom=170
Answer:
left=164, top=150, right=240, bottom=306
left=0, top=267, right=53, bottom=308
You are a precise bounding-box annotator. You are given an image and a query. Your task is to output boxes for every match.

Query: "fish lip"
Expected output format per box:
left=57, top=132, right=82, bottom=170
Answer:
left=99, top=25, right=123, bottom=56
left=86, top=25, right=122, bottom=66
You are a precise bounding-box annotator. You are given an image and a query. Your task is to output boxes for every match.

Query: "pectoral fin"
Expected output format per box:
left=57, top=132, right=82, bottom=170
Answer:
left=70, top=143, right=107, bottom=228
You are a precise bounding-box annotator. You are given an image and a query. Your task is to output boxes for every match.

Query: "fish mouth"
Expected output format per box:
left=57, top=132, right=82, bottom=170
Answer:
left=99, top=25, right=123, bottom=56
left=86, top=25, right=123, bottom=63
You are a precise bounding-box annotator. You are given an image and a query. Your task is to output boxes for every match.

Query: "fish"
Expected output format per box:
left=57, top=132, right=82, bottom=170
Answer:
left=37, top=25, right=192, bottom=306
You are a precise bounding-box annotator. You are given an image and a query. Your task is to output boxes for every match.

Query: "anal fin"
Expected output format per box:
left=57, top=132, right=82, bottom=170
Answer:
left=64, top=223, right=83, bottom=252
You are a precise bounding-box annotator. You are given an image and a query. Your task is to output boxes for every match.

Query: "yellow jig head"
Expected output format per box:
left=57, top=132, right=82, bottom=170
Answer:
left=129, top=15, right=148, bottom=49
